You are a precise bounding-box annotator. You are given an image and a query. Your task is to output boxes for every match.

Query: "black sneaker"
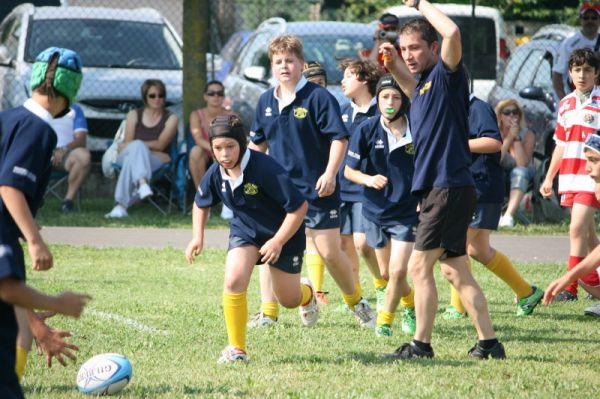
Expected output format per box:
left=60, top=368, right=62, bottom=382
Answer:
left=61, top=200, right=74, bottom=213
left=383, top=342, right=434, bottom=360
left=554, top=291, right=578, bottom=302
left=468, top=341, right=506, bottom=359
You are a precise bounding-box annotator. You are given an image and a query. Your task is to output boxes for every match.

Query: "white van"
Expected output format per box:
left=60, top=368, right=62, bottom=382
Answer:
left=382, top=3, right=509, bottom=101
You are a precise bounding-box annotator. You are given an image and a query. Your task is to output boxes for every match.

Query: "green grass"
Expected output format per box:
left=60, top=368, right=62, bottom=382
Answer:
left=20, top=245, right=600, bottom=398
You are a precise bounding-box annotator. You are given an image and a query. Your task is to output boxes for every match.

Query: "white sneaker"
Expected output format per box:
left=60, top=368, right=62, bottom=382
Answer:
left=217, top=345, right=247, bottom=364
left=247, top=312, right=278, bottom=328
left=353, top=298, right=376, bottom=328
left=104, top=205, right=128, bottom=219
left=138, top=183, right=153, bottom=200
left=299, top=277, right=319, bottom=327
left=499, top=214, right=514, bottom=228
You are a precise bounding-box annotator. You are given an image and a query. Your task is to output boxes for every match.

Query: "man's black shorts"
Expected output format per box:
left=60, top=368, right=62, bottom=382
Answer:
left=414, top=186, right=476, bottom=259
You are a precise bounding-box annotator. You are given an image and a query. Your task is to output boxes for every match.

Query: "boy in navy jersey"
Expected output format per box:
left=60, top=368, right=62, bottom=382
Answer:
left=345, top=74, right=418, bottom=337
left=0, top=47, right=90, bottom=398
left=443, top=94, right=543, bottom=319
left=380, top=0, right=504, bottom=359
left=248, top=35, right=376, bottom=327
left=186, top=115, right=317, bottom=363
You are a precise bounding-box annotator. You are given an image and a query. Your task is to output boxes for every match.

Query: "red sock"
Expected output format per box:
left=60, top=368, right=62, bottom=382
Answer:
left=581, top=263, right=600, bottom=287
left=566, top=256, right=584, bottom=296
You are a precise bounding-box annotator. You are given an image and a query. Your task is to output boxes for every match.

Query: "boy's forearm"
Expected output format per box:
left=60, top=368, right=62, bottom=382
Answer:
left=191, top=204, right=209, bottom=239
left=273, top=202, right=308, bottom=246
left=545, top=145, right=564, bottom=181
left=325, top=139, right=348, bottom=176
left=344, top=165, right=369, bottom=186
left=0, top=279, right=58, bottom=312
left=0, top=186, right=43, bottom=244
left=564, top=244, right=600, bottom=282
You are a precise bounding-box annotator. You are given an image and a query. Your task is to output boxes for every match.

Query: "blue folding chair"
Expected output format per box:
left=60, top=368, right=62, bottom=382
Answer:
left=45, top=169, right=81, bottom=210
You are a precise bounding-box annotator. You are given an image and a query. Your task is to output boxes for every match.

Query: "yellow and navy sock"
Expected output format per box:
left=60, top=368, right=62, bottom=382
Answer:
left=306, top=253, right=326, bottom=292
left=261, top=301, right=279, bottom=321
left=223, top=291, right=248, bottom=351
left=485, top=250, right=531, bottom=299
left=15, top=346, right=28, bottom=381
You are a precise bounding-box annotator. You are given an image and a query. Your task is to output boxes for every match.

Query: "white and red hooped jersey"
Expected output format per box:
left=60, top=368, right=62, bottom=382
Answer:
left=554, top=87, right=600, bottom=194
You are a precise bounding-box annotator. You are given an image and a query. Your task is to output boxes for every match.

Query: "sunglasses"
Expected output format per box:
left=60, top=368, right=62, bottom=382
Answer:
left=582, top=16, right=599, bottom=21
left=147, top=93, right=165, bottom=99
left=206, top=90, right=225, bottom=97
left=501, top=108, right=519, bottom=116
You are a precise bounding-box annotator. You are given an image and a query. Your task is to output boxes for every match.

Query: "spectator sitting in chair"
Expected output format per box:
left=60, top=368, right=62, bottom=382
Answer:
left=495, top=99, right=535, bottom=228
left=105, top=79, right=178, bottom=219
left=49, top=103, right=90, bottom=213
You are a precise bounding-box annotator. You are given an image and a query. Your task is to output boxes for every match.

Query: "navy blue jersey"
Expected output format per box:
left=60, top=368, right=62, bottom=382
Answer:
left=409, top=58, right=474, bottom=194
left=469, top=96, right=505, bottom=203
left=339, top=100, right=379, bottom=202
left=346, top=116, right=419, bottom=226
left=249, top=80, right=349, bottom=209
left=0, top=104, right=56, bottom=240
left=195, top=150, right=306, bottom=255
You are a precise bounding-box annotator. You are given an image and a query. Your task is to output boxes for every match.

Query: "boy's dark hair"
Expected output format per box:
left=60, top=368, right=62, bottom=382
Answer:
left=399, top=18, right=438, bottom=46
left=338, top=58, right=382, bottom=96
left=568, top=48, right=600, bottom=72
left=204, top=80, right=224, bottom=93
left=141, top=79, right=167, bottom=105
left=32, top=53, right=61, bottom=100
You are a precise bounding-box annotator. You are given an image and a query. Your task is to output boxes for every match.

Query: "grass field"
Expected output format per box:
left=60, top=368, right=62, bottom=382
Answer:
left=19, top=245, right=600, bottom=398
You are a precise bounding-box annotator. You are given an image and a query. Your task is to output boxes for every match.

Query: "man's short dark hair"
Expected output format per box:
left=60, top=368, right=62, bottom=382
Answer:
left=399, top=18, right=438, bottom=46
left=568, top=48, right=600, bottom=72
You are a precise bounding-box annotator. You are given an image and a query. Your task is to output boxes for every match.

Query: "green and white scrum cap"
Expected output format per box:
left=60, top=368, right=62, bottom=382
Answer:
left=30, top=47, right=83, bottom=105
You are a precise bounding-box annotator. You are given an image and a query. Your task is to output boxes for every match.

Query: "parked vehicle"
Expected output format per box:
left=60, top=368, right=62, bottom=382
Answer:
left=223, top=18, right=374, bottom=127
left=383, top=3, right=509, bottom=101
left=210, top=30, right=252, bottom=82
left=0, top=3, right=183, bottom=159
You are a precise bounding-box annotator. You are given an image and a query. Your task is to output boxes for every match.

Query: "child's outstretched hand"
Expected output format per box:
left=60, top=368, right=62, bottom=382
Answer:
left=55, top=292, right=91, bottom=318
left=29, top=239, right=53, bottom=271
left=185, top=238, right=204, bottom=264
left=543, top=276, right=571, bottom=305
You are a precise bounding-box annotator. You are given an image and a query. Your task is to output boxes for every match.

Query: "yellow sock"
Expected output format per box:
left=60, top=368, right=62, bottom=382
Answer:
left=261, top=301, right=279, bottom=321
left=223, top=291, right=248, bottom=351
left=15, top=346, right=28, bottom=381
left=306, top=253, right=325, bottom=292
left=377, top=310, right=395, bottom=326
left=301, top=283, right=313, bottom=306
left=342, top=284, right=362, bottom=309
left=450, top=285, right=466, bottom=314
left=485, top=250, right=532, bottom=299
left=400, top=288, right=415, bottom=309
left=373, top=278, right=388, bottom=290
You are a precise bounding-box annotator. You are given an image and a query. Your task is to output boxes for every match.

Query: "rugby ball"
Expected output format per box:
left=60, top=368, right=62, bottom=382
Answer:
left=76, top=353, right=132, bottom=395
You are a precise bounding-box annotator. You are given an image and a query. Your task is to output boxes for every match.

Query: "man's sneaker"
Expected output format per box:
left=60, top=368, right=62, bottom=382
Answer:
left=352, top=298, right=376, bottom=328
left=104, top=205, right=128, bottom=219
left=299, top=278, right=319, bottom=327
left=138, top=183, right=153, bottom=200
left=315, top=291, right=330, bottom=305
left=468, top=341, right=506, bottom=360
left=375, top=287, right=386, bottom=312
left=584, top=302, right=600, bottom=317
left=554, top=290, right=578, bottom=302
left=383, top=342, right=434, bottom=359
left=442, top=306, right=466, bottom=320
left=499, top=214, right=514, bottom=228
left=516, top=286, right=544, bottom=316
left=247, top=312, right=278, bottom=328
left=375, top=324, right=392, bottom=337
left=401, top=308, right=416, bottom=334
left=217, top=346, right=247, bottom=364
left=61, top=199, right=74, bottom=213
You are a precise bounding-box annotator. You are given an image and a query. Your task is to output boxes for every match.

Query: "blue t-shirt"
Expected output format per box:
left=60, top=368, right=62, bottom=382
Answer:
left=195, top=150, right=306, bottom=255
left=0, top=105, right=56, bottom=241
left=410, top=58, right=474, bottom=194
left=249, top=80, right=349, bottom=209
left=346, top=116, right=419, bottom=226
left=469, top=96, right=505, bottom=203
left=339, top=100, right=379, bottom=203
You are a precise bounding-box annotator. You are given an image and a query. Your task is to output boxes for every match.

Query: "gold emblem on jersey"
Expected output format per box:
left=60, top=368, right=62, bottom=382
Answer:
left=293, top=107, right=308, bottom=119
left=243, top=183, right=259, bottom=195
left=419, top=81, right=432, bottom=95
left=584, top=113, right=595, bottom=124
left=405, top=143, right=415, bottom=155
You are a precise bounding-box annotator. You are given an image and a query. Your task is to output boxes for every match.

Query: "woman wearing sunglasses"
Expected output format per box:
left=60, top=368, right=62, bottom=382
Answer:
left=495, top=99, right=535, bottom=228
left=105, top=79, right=178, bottom=218
left=188, top=80, right=237, bottom=219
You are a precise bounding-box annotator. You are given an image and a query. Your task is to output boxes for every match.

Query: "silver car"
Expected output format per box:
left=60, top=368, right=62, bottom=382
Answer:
left=0, top=4, right=183, bottom=158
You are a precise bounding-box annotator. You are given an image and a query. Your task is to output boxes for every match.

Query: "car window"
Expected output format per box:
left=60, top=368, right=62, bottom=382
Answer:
left=0, top=16, right=20, bottom=58
left=220, top=32, right=245, bottom=62
left=532, top=51, right=553, bottom=93
left=514, top=49, right=546, bottom=90
left=25, top=19, right=182, bottom=69
left=501, top=48, right=529, bottom=88
left=235, top=31, right=272, bottom=74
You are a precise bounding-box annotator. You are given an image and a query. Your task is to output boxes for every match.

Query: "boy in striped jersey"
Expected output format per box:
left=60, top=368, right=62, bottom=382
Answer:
left=541, top=48, right=600, bottom=301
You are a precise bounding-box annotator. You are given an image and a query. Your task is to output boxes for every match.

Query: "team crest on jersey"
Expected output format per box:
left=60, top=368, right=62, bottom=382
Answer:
left=293, top=107, right=308, bottom=119
left=584, top=113, right=595, bottom=124
left=265, top=107, right=273, bottom=117
left=329, top=209, right=338, bottom=219
left=342, top=113, right=349, bottom=123
left=375, top=139, right=385, bottom=149
left=419, top=81, right=432, bottom=95
left=243, top=182, right=259, bottom=195
left=405, top=143, right=415, bottom=155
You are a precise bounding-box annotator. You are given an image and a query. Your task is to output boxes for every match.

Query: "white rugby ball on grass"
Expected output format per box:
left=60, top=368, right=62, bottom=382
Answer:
left=76, top=353, right=133, bottom=395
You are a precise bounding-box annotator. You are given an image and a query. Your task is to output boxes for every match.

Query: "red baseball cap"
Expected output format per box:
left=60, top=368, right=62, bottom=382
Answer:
left=580, top=1, right=600, bottom=16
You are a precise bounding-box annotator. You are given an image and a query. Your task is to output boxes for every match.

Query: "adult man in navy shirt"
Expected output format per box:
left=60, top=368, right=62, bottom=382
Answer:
left=380, top=0, right=504, bottom=360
